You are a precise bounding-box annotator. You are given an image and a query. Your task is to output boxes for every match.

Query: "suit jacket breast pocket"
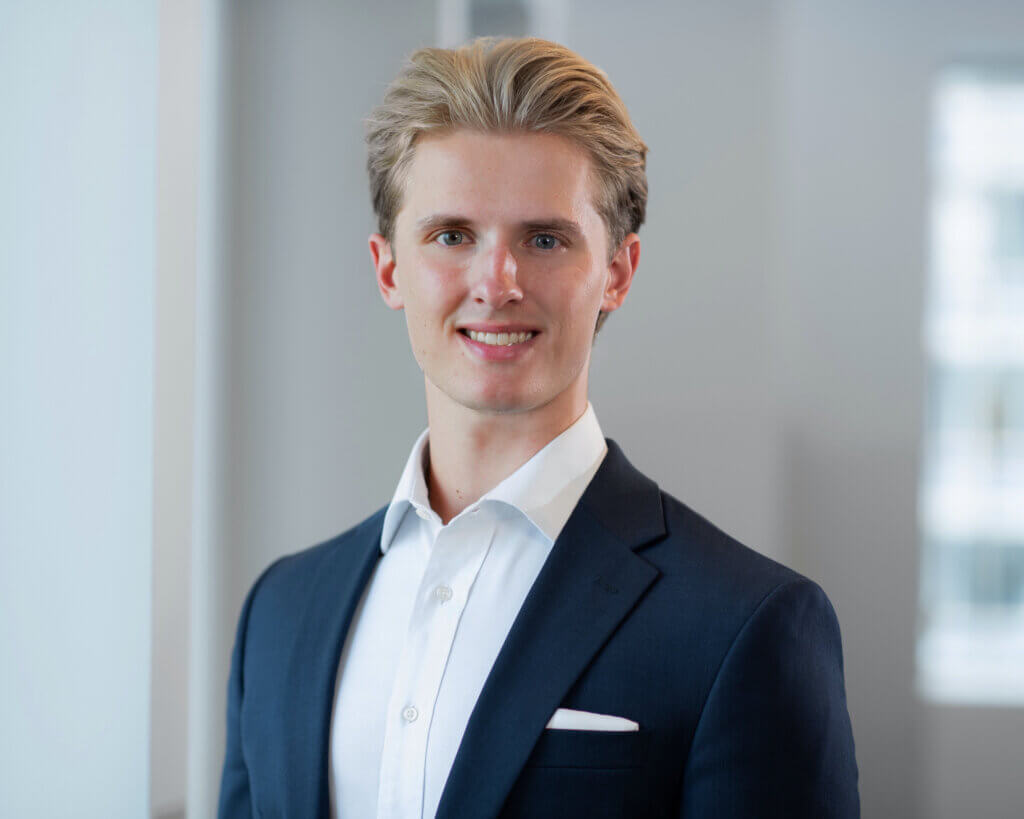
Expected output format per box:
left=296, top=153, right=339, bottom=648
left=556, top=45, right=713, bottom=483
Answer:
left=501, top=730, right=652, bottom=818
left=526, top=727, right=650, bottom=769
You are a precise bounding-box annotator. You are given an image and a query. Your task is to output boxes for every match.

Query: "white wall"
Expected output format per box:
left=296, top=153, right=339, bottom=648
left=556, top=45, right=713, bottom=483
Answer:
left=0, top=2, right=157, bottom=817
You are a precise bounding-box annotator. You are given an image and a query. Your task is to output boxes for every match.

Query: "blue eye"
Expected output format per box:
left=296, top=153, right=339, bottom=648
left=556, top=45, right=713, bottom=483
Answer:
left=436, top=230, right=464, bottom=247
left=531, top=234, right=560, bottom=250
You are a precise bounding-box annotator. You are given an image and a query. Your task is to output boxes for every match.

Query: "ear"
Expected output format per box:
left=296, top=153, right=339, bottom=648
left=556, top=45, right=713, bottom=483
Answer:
left=600, top=233, right=640, bottom=313
left=369, top=233, right=404, bottom=310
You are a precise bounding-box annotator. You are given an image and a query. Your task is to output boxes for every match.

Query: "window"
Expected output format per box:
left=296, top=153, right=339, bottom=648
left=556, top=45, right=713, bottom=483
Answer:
left=918, top=64, right=1024, bottom=704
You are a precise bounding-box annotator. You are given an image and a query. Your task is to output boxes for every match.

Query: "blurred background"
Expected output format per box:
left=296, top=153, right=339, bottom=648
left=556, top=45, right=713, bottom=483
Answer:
left=2, top=0, right=1023, bottom=816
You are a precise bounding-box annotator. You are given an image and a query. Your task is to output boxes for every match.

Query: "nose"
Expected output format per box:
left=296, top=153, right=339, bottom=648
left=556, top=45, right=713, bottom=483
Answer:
left=470, top=241, right=523, bottom=309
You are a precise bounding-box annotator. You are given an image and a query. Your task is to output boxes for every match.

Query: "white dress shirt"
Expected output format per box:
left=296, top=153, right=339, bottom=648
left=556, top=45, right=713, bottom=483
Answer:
left=328, top=402, right=608, bottom=819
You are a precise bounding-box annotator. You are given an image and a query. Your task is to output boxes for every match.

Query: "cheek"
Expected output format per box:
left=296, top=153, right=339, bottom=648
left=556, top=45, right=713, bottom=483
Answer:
left=402, top=261, right=460, bottom=311
left=399, top=261, right=467, bottom=346
left=552, top=273, right=603, bottom=333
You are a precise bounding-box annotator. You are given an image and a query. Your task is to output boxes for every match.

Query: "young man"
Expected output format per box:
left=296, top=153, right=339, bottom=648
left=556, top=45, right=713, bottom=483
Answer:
left=219, top=37, right=859, bottom=818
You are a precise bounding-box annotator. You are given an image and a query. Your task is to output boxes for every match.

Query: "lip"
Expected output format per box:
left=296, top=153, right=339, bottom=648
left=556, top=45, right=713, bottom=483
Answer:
left=457, top=322, right=541, bottom=333
left=458, top=328, right=540, bottom=361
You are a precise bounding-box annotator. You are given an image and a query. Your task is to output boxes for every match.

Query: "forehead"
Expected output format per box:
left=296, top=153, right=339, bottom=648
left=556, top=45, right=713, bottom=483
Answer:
left=397, top=129, right=600, bottom=229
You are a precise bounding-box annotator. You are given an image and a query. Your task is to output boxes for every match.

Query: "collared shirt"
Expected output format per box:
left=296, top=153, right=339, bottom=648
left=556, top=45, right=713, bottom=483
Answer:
left=328, top=402, right=608, bottom=819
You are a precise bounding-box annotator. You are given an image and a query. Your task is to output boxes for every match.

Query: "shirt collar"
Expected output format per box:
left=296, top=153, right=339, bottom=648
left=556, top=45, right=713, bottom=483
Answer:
left=379, top=402, right=607, bottom=552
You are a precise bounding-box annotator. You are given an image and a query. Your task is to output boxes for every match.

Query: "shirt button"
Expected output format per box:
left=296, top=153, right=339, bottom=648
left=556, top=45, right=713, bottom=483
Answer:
left=434, top=585, right=453, bottom=603
left=402, top=705, right=419, bottom=723
left=415, top=508, right=430, bottom=521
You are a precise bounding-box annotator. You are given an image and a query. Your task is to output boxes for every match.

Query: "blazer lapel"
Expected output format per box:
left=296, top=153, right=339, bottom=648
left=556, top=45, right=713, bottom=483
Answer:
left=280, top=508, right=385, bottom=818
left=435, top=438, right=666, bottom=819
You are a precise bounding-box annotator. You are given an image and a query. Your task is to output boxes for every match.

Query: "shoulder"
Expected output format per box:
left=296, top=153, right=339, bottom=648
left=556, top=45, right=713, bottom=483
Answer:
left=657, top=492, right=859, bottom=814
left=241, top=504, right=388, bottom=619
left=644, top=489, right=851, bottom=727
left=655, top=487, right=806, bottom=589
left=589, top=439, right=824, bottom=619
left=636, top=487, right=839, bottom=646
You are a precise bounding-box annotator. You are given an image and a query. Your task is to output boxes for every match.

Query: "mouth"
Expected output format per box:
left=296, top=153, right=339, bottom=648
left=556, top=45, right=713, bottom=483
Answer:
left=457, top=327, right=541, bottom=361
left=457, top=328, right=539, bottom=347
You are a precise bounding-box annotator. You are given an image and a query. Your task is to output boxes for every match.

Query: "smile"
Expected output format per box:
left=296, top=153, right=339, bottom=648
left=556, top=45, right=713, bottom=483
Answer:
left=461, top=329, right=537, bottom=346
left=458, top=328, right=540, bottom=361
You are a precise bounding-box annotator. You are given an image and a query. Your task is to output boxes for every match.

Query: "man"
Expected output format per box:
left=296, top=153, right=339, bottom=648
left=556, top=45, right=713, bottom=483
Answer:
left=218, top=37, right=859, bottom=818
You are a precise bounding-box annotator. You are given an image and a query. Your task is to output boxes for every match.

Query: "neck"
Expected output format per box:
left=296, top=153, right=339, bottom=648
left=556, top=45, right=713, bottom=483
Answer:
left=423, top=379, right=589, bottom=525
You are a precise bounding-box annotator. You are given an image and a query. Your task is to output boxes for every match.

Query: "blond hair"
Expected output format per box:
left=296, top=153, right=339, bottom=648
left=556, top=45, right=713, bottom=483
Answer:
left=365, top=37, right=648, bottom=336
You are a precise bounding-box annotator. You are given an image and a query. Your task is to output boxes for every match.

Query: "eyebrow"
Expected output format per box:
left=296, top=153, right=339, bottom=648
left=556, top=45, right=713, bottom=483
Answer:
left=414, top=213, right=584, bottom=239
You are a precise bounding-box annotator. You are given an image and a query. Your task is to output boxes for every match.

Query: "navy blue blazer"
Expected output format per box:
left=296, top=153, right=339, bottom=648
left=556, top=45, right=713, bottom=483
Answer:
left=218, top=438, right=859, bottom=818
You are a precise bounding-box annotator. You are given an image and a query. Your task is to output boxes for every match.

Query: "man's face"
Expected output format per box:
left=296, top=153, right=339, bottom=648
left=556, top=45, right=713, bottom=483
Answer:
left=370, top=129, right=637, bottom=417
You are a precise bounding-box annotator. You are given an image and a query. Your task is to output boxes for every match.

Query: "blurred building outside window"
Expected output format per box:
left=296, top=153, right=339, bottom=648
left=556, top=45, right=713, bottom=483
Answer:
left=918, top=64, right=1024, bottom=705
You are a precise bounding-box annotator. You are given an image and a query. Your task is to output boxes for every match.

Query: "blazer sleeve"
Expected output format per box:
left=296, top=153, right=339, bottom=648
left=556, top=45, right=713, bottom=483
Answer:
left=217, top=575, right=262, bottom=818
left=679, top=578, right=860, bottom=818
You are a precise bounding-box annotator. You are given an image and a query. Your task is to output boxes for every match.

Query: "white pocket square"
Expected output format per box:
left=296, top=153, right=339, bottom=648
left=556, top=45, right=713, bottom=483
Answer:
left=545, top=707, right=639, bottom=732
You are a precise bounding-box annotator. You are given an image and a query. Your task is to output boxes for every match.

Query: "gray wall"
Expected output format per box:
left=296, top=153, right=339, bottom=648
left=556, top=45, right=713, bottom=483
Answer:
left=189, top=0, right=440, bottom=813
left=572, top=0, right=783, bottom=560
left=774, top=2, right=1024, bottom=817
left=0, top=2, right=157, bottom=816
left=223, top=0, right=437, bottom=595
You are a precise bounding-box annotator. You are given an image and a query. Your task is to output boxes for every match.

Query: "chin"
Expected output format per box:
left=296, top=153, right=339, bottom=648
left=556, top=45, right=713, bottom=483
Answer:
left=447, top=381, right=546, bottom=415
left=461, top=394, right=535, bottom=415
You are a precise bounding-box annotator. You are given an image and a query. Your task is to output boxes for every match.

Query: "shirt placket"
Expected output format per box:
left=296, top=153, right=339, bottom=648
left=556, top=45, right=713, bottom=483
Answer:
left=376, top=508, right=496, bottom=819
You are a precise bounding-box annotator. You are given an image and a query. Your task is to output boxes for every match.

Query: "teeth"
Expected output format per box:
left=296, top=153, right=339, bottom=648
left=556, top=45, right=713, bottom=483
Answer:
left=466, top=329, right=536, bottom=346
